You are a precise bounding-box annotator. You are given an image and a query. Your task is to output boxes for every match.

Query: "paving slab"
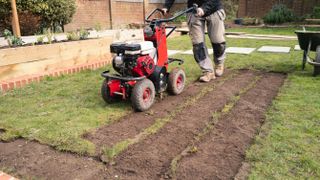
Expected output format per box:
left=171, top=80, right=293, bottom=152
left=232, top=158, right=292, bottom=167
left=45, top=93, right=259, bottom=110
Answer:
left=226, top=47, right=256, bottom=55
left=258, top=46, right=291, bottom=53
left=294, top=45, right=302, bottom=51
left=181, top=49, right=193, bottom=55
left=182, top=49, right=213, bottom=55
left=168, top=50, right=182, bottom=56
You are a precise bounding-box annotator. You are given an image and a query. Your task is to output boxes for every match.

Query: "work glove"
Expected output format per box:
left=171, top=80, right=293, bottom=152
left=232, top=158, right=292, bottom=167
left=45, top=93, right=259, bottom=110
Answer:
left=196, top=8, right=204, bottom=17
left=162, top=8, right=168, bottom=15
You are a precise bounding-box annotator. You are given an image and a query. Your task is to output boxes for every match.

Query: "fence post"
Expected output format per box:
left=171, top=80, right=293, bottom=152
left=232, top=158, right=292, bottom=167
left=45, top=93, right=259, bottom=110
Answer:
left=11, top=0, right=21, bottom=37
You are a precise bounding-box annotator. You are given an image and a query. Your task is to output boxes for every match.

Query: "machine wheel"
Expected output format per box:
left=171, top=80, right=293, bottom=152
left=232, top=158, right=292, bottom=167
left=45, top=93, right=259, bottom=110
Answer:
left=101, top=79, right=117, bottom=103
left=131, top=79, right=156, bottom=112
left=314, top=46, right=320, bottom=76
left=167, top=68, right=186, bottom=95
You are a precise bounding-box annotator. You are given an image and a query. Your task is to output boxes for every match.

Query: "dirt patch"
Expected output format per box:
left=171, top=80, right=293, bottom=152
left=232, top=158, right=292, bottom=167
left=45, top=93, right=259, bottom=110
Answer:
left=104, top=70, right=259, bottom=179
left=234, top=162, right=251, bottom=180
left=0, top=140, right=107, bottom=179
left=175, top=73, right=285, bottom=179
left=86, top=70, right=232, bottom=156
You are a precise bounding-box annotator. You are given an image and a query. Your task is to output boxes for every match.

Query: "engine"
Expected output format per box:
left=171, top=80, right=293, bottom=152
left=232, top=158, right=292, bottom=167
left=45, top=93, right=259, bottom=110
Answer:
left=112, top=54, right=155, bottom=77
left=110, top=42, right=156, bottom=77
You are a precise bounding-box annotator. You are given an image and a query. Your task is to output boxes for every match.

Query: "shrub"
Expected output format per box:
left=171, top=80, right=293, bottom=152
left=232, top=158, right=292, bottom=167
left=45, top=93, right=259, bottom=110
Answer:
left=263, top=4, right=296, bottom=24
left=312, top=6, right=320, bottom=19
left=0, top=0, right=76, bottom=33
left=223, top=0, right=239, bottom=19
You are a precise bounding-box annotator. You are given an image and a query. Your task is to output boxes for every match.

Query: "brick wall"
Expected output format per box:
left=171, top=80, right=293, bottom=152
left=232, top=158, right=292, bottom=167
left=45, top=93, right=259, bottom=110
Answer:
left=65, top=0, right=187, bottom=31
left=238, top=0, right=320, bottom=18
left=65, top=0, right=111, bottom=32
left=110, top=1, right=144, bottom=28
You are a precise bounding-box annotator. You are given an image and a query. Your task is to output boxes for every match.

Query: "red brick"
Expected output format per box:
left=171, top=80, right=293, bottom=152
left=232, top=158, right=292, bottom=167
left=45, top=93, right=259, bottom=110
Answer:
left=21, top=79, right=27, bottom=86
left=1, top=83, right=9, bottom=92
left=8, top=82, right=14, bottom=89
left=15, top=80, right=22, bottom=88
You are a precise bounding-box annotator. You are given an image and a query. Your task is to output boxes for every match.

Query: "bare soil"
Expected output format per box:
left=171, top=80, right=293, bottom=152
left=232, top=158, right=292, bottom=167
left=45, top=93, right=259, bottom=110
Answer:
left=105, top=70, right=260, bottom=179
left=0, top=70, right=285, bottom=180
left=175, top=73, right=285, bottom=180
left=85, top=70, right=232, bottom=156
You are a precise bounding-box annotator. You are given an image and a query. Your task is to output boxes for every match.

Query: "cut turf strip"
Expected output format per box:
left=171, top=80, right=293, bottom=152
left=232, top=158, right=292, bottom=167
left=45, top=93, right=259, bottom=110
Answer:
left=175, top=73, right=285, bottom=180
left=86, top=71, right=234, bottom=156
left=104, top=70, right=260, bottom=179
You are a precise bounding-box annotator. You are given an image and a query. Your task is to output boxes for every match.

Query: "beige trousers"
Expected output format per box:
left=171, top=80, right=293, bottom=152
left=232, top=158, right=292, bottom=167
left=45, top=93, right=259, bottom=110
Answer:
left=187, top=9, right=226, bottom=73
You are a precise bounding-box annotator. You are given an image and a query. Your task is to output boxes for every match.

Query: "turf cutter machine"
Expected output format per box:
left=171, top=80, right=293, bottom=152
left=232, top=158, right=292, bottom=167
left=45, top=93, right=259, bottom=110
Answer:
left=101, top=5, right=198, bottom=111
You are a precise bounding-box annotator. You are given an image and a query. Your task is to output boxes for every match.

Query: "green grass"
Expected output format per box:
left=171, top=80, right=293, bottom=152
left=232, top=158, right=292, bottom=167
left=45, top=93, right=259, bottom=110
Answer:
left=0, top=70, right=131, bottom=155
left=247, top=72, right=320, bottom=179
left=226, top=27, right=320, bottom=36
left=0, top=27, right=319, bottom=179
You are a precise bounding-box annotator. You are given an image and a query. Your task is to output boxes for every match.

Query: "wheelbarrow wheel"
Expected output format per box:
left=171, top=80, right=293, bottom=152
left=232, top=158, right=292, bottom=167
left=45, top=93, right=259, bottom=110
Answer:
left=314, top=46, right=320, bottom=76
left=131, top=79, right=156, bottom=112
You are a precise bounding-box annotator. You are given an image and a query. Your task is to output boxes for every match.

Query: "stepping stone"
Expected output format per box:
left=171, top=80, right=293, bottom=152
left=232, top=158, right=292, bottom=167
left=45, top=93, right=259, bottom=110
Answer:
left=294, top=45, right=302, bottom=51
left=226, top=47, right=256, bottom=55
left=181, top=49, right=193, bottom=55
left=258, top=46, right=291, bottom=53
left=182, top=49, right=213, bottom=55
left=168, top=50, right=182, bottom=56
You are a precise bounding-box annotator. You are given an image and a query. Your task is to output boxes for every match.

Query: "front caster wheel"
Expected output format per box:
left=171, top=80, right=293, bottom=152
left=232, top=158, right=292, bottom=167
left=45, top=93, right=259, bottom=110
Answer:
left=101, top=79, right=118, bottom=103
left=131, top=79, right=156, bottom=112
left=167, top=68, right=186, bottom=95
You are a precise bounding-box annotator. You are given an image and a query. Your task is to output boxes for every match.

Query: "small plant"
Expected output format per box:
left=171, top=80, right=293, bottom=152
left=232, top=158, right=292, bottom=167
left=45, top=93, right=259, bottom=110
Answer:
left=36, top=35, right=45, bottom=44
left=3, top=29, right=23, bottom=47
left=94, top=22, right=102, bottom=32
left=67, top=31, right=80, bottom=41
left=263, top=4, right=296, bottom=24
left=44, top=29, right=54, bottom=44
left=79, top=28, right=90, bottom=40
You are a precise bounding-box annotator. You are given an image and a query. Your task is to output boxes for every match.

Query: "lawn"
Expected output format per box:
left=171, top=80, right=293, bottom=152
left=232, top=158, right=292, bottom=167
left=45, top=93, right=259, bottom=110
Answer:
left=0, top=27, right=319, bottom=178
left=226, top=26, right=320, bottom=36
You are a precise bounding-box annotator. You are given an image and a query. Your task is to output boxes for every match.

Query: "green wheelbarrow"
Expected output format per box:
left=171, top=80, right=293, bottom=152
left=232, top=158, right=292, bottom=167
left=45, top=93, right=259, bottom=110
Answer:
left=296, top=30, right=320, bottom=76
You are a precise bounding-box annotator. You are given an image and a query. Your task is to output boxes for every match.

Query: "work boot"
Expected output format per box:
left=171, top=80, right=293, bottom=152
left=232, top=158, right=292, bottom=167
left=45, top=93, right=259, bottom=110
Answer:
left=215, top=64, right=224, bottom=77
left=199, top=72, right=216, bottom=82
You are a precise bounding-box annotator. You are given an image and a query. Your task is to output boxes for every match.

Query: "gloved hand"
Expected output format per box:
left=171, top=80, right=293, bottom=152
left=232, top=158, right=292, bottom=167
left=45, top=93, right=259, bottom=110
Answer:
left=162, top=8, right=168, bottom=15
left=196, top=8, right=204, bottom=17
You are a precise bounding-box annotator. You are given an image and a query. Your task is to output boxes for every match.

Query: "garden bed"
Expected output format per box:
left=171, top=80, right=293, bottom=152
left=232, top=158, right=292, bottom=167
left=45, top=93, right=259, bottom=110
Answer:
left=0, top=36, right=113, bottom=82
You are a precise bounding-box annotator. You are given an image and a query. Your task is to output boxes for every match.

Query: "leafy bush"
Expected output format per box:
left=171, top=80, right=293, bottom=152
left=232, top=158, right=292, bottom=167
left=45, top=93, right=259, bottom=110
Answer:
left=223, top=0, right=238, bottom=19
left=312, top=6, right=320, bottom=19
left=263, top=4, right=296, bottom=24
left=0, top=0, right=76, bottom=32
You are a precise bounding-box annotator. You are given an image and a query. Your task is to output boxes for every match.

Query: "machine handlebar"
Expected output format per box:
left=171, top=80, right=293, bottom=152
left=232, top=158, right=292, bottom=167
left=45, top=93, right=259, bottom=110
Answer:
left=145, top=4, right=198, bottom=24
